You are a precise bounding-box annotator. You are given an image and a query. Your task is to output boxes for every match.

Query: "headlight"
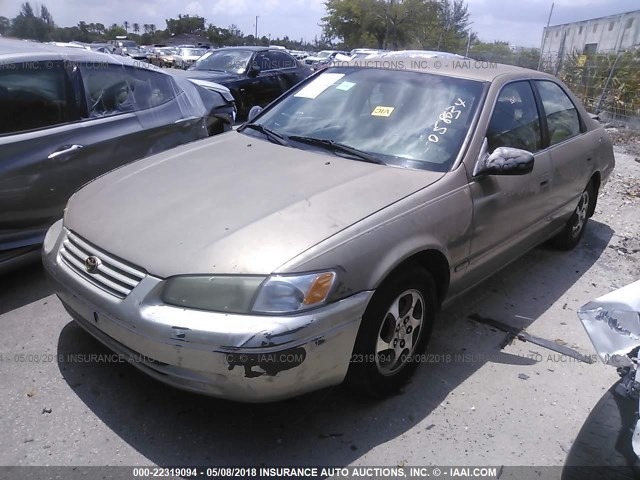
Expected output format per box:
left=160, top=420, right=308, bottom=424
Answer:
left=162, top=275, right=266, bottom=313
left=252, top=272, right=336, bottom=313
left=43, top=219, right=63, bottom=255
left=161, top=271, right=336, bottom=315
left=63, top=193, right=75, bottom=220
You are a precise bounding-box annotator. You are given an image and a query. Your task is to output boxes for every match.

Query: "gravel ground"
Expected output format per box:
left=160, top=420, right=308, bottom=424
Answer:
left=0, top=142, right=638, bottom=473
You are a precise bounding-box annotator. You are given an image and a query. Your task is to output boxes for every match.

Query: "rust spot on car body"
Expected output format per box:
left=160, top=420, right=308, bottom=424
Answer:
left=225, top=346, right=307, bottom=378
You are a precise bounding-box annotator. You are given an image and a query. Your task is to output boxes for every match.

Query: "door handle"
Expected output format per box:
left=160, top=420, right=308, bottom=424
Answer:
left=174, top=116, right=199, bottom=126
left=48, top=144, right=83, bottom=160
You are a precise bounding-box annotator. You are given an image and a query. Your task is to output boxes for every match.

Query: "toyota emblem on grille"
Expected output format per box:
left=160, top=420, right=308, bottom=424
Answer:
left=84, top=256, right=101, bottom=273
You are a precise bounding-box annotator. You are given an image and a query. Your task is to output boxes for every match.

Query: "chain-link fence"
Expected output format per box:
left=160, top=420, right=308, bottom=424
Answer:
left=471, top=47, right=640, bottom=129
left=540, top=48, right=640, bottom=128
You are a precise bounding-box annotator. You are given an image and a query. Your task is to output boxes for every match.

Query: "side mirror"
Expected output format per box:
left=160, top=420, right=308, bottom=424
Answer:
left=247, top=106, right=263, bottom=122
left=473, top=141, right=534, bottom=177
left=248, top=64, right=260, bottom=77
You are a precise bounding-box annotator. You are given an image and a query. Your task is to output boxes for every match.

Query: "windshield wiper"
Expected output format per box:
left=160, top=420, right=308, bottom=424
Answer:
left=240, top=123, right=289, bottom=146
left=288, top=136, right=385, bottom=165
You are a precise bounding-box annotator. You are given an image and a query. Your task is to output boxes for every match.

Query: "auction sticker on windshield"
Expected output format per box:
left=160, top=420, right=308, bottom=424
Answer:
left=371, top=106, right=395, bottom=117
left=336, top=80, right=356, bottom=91
left=294, top=73, right=345, bottom=99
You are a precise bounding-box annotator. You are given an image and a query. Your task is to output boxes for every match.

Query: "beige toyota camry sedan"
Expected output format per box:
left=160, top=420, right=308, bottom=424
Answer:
left=43, top=54, right=615, bottom=402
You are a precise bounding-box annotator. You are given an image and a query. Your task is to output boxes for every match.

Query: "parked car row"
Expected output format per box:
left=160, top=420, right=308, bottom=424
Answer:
left=36, top=52, right=614, bottom=403
left=171, top=46, right=313, bottom=117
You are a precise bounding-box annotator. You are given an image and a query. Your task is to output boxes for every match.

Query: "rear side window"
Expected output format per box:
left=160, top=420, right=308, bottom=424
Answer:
left=80, top=64, right=135, bottom=117
left=79, top=64, right=175, bottom=117
left=264, top=51, right=298, bottom=70
left=0, top=61, right=71, bottom=134
left=535, top=81, right=582, bottom=146
left=130, top=68, right=176, bottom=110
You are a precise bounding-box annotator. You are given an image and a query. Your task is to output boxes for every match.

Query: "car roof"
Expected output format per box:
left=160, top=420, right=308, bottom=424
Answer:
left=216, top=46, right=284, bottom=52
left=0, top=38, right=169, bottom=72
left=337, top=52, right=556, bottom=83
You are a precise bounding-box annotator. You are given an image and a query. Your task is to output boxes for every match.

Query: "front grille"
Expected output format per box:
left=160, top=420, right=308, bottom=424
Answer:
left=59, top=230, right=146, bottom=299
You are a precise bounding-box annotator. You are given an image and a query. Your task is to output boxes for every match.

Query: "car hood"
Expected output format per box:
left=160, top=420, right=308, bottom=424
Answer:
left=65, top=133, right=444, bottom=278
left=170, top=68, right=240, bottom=84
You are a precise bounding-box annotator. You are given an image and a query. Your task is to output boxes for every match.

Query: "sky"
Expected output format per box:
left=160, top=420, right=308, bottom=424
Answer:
left=0, top=0, right=639, bottom=47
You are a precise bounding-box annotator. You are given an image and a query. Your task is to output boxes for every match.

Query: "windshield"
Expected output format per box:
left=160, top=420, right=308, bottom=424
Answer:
left=317, top=51, right=332, bottom=58
left=192, top=49, right=253, bottom=73
left=244, top=67, right=485, bottom=172
left=182, top=48, right=206, bottom=57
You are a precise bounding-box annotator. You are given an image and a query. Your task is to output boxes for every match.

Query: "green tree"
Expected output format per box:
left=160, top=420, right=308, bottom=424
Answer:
left=11, top=2, right=55, bottom=41
left=322, top=0, right=470, bottom=51
left=105, top=23, right=127, bottom=39
left=133, top=22, right=140, bottom=34
left=433, top=0, right=469, bottom=52
left=166, top=14, right=206, bottom=36
left=0, top=16, right=11, bottom=36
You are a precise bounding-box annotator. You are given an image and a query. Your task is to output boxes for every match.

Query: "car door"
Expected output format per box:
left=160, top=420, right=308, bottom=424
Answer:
left=268, top=51, right=306, bottom=97
left=76, top=63, right=208, bottom=177
left=0, top=59, right=86, bottom=240
left=127, top=67, right=209, bottom=153
left=65, top=62, right=145, bottom=187
left=533, top=80, right=592, bottom=227
left=246, top=51, right=281, bottom=107
left=463, top=80, right=554, bottom=287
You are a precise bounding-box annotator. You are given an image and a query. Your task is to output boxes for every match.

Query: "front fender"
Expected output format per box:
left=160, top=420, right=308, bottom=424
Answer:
left=278, top=166, right=473, bottom=302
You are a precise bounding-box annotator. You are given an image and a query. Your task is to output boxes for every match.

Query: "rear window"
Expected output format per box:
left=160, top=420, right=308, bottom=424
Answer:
left=535, top=81, right=582, bottom=146
left=0, top=61, right=71, bottom=134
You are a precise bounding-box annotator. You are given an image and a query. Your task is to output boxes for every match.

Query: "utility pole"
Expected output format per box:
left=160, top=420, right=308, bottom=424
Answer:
left=255, top=15, right=259, bottom=40
left=465, top=22, right=474, bottom=57
left=465, top=31, right=472, bottom=57
left=538, top=2, right=554, bottom=71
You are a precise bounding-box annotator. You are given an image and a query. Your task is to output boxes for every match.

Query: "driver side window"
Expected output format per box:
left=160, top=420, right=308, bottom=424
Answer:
left=252, top=53, right=269, bottom=71
left=487, top=81, right=541, bottom=153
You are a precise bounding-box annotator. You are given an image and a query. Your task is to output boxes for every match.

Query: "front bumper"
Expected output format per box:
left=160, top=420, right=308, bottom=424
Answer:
left=43, top=221, right=372, bottom=402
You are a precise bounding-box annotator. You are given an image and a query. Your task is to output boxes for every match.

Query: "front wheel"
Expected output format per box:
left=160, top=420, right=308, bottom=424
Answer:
left=345, top=267, right=436, bottom=398
left=552, top=181, right=596, bottom=250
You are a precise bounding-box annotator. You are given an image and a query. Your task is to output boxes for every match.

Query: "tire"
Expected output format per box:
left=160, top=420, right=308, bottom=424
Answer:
left=562, top=380, right=640, bottom=480
left=552, top=181, right=596, bottom=250
left=345, top=266, right=437, bottom=398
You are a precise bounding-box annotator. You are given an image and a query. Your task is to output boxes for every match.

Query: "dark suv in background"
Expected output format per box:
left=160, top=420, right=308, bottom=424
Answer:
left=172, top=46, right=312, bottom=117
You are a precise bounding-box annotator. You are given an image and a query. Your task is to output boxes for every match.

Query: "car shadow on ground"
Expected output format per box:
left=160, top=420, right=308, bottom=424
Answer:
left=0, top=261, right=53, bottom=316
left=56, top=220, right=613, bottom=466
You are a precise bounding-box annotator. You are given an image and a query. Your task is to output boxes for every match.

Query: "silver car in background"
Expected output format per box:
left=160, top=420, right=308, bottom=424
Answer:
left=43, top=56, right=615, bottom=402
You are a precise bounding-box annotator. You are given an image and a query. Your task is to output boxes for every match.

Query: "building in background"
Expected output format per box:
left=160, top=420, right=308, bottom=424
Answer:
left=541, top=9, right=640, bottom=62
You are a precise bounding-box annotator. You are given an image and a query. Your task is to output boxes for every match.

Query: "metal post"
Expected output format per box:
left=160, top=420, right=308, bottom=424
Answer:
left=595, top=15, right=626, bottom=115
left=538, top=2, right=554, bottom=71
left=465, top=31, right=471, bottom=57
left=464, top=22, right=474, bottom=57
left=255, top=16, right=259, bottom=40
